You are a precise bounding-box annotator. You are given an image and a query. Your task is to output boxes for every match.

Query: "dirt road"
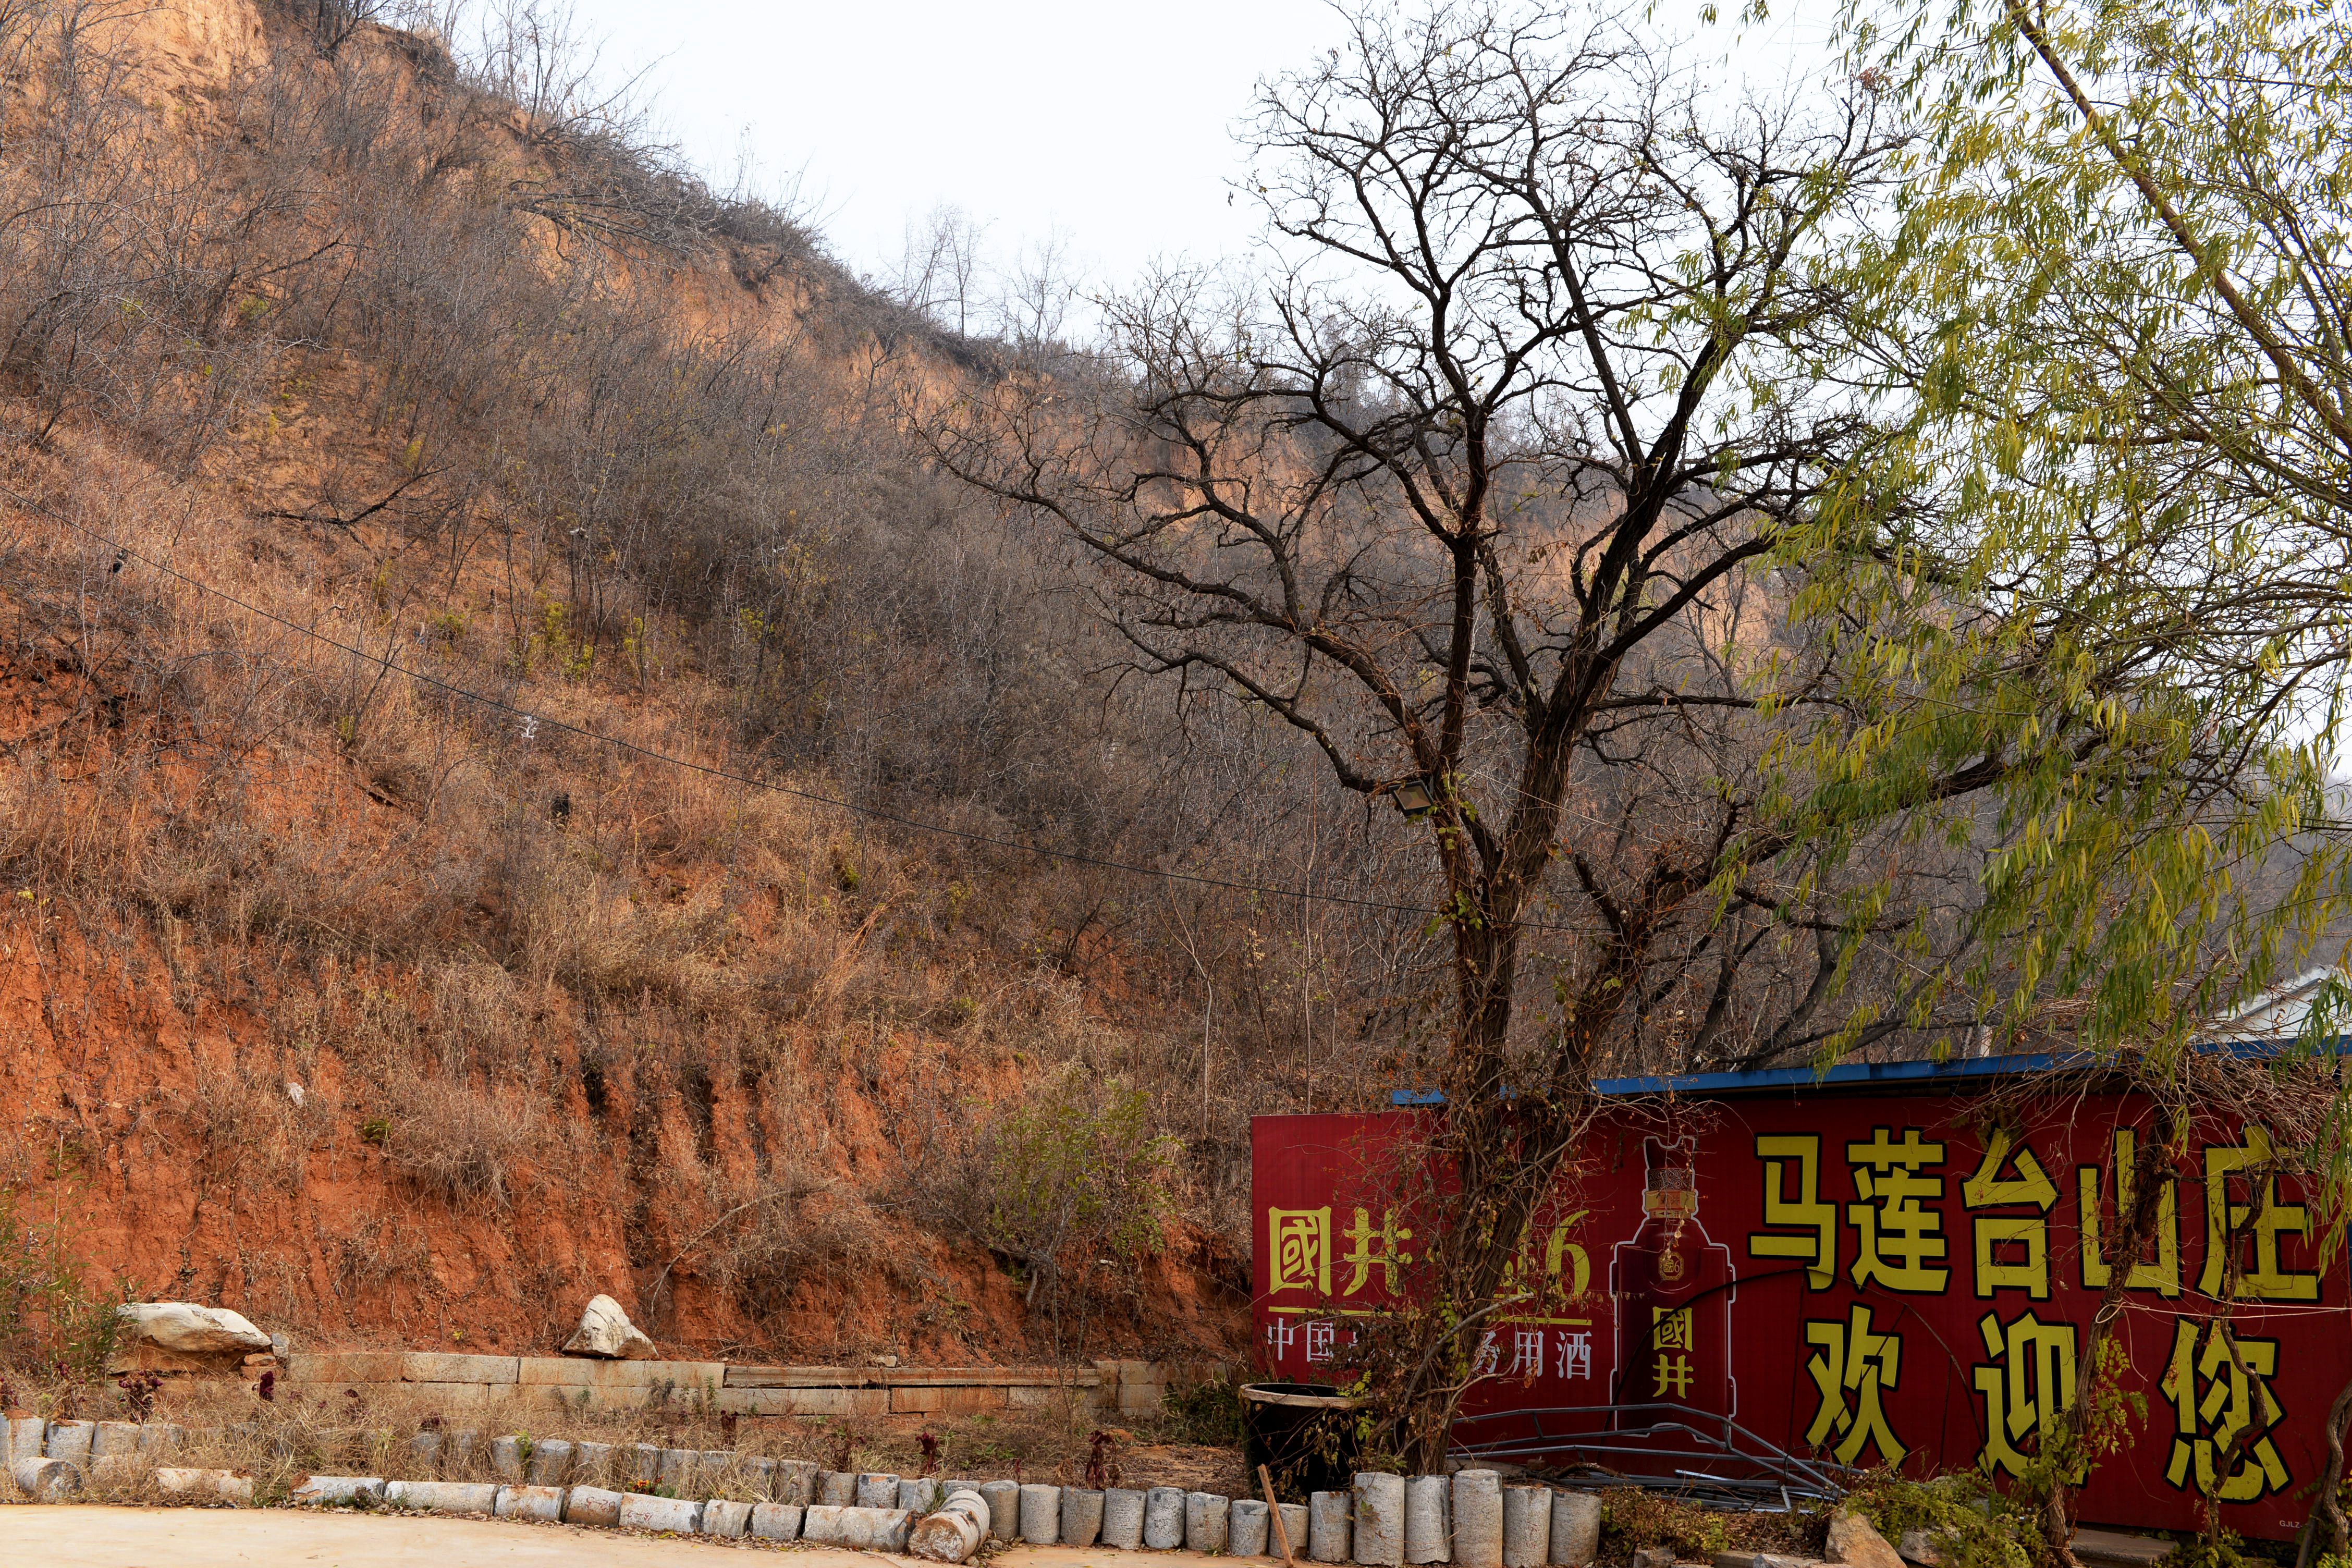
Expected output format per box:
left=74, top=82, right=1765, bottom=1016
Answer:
left=1, top=1505, right=1241, bottom=1567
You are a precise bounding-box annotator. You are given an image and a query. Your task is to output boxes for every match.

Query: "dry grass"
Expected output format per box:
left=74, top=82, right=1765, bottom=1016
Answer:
left=383, top=1076, right=547, bottom=1209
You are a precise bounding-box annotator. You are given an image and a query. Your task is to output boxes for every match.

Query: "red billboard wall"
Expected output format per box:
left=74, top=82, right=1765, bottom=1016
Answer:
left=1252, top=1085, right=2349, bottom=1539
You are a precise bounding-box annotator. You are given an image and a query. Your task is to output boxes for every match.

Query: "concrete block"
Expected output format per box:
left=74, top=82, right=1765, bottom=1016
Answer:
left=1281, top=1503, right=1313, bottom=1557
left=1503, top=1486, right=1551, bottom=1567
left=751, top=1501, right=805, bottom=1540
left=6, top=1416, right=46, bottom=1461
left=721, top=1386, right=886, bottom=1417
left=1452, top=1472, right=1504, bottom=1568
left=518, top=1356, right=724, bottom=1389
left=565, top=1485, right=625, bottom=1527
left=1007, top=1385, right=1057, bottom=1408
left=1356, top=1473, right=1406, bottom=1565
left=91, top=1420, right=143, bottom=1459
left=408, top=1430, right=442, bottom=1469
left=386, top=1479, right=499, bottom=1513
left=527, top=1438, right=573, bottom=1485
left=620, top=1492, right=704, bottom=1532
left=11, top=1457, right=82, bottom=1501
left=444, top=1429, right=482, bottom=1471
left=901, top=1476, right=945, bottom=1514
left=1147, top=1486, right=1189, bottom=1550
left=400, top=1352, right=520, bottom=1385
left=1103, top=1485, right=1148, bottom=1549
left=704, top=1499, right=755, bottom=1537
left=154, top=1467, right=254, bottom=1503
left=821, top=1468, right=860, bottom=1506
left=1408, top=1476, right=1451, bottom=1563
left=1022, top=1482, right=1064, bottom=1544
left=1232, top=1497, right=1271, bottom=1558
left=1311, top=1491, right=1354, bottom=1563
left=1189, top=1491, right=1232, bottom=1554
left=1550, top=1493, right=1600, bottom=1567
left=776, top=1458, right=819, bottom=1504
left=489, top=1435, right=526, bottom=1481
left=1117, top=1385, right=1166, bottom=1415
left=891, top=1384, right=1009, bottom=1414
left=1064, top=1487, right=1106, bottom=1547
left=293, top=1475, right=385, bottom=1505
left=981, top=1478, right=1021, bottom=1539
left=288, top=1351, right=406, bottom=1383
left=657, top=1447, right=699, bottom=1492
left=496, top=1484, right=565, bottom=1522
left=45, top=1419, right=96, bottom=1462
left=860, top=1471, right=904, bottom=1510
left=571, top=1440, right=613, bottom=1485
left=629, top=1443, right=665, bottom=1489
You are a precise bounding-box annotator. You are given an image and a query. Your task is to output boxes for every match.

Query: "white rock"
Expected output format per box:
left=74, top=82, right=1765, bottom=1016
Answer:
left=703, top=1498, right=755, bottom=1536
left=560, top=1293, right=657, bottom=1360
left=293, top=1475, right=385, bottom=1505
left=620, top=1492, right=704, bottom=1532
left=115, top=1303, right=272, bottom=1357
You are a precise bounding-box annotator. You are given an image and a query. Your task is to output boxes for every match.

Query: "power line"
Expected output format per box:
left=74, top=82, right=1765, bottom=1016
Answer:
left=8, top=490, right=1569, bottom=930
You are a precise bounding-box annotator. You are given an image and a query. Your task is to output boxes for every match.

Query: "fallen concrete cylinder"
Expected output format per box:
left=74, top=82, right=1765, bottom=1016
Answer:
left=1407, top=1476, right=1451, bottom=1563
left=156, top=1476, right=255, bottom=1504
left=1452, top=1472, right=1504, bottom=1568
left=13, top=1457, right=83, bottom=1501
left=45, top=1419, right=95, bottom=1462
left=91, top=1420, right=142, bottom=1459
left=981, top=1478, right=1022, bottom=1540
left=1064, top=1487, right=1106, bottom=1547
left=704, top=1499, right=754, bottom=1537
left=751, top=1501, right=804, bottom=1541
left=293, top=1475, right=386, bottom=1505
left=386, top=1479, right=500, bottom=1514
left=1311, top=1490, right=1354, bottom=1563
left=1190, top=1492, right=1232, bottom=1554
left=1550, top=1492, right=1600, bottom=1567
left=620, top=1492, right=704, bottom=1533
left=1103, top=1486, right=1148, bottom=1548
left=912, top=1494, right=991, bottom=1562
left=1503, top=1485, right=1551, bottom=1567
left=1356, top=1473, right=1406, bottom=1566
left=496, top=1484, right=565, bottom=1522
left=6, top=1416, right=46, bottom=1461
left=1232, top=1498, right=1271, bottom=1558
left=860, top=1471, right=903, bottom=1510
left=1281, top=1503, right=1313, bottom=1555
left=820, top=1468, right=860, bottom=1506
left=564, top=1485, right=625, bottom=1527
left=1146, top=1485, right=1188, bottom=1549
left=1022, top=1482, right=1063, bottom=1544
left=803, top=1503, right=915, bottom=1552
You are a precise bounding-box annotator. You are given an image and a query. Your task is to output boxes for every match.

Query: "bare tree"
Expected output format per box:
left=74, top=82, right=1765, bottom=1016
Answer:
left=919, top=1, right=2056, bottom=1460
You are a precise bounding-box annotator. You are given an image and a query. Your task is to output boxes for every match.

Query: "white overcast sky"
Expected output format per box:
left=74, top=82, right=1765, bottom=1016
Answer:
left=559, top=1, right=1841, bottom=298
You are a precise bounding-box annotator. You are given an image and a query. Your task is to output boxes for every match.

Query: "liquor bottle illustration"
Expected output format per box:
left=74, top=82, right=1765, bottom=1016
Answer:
left=1610, top=1137, right=1736, bottom=1420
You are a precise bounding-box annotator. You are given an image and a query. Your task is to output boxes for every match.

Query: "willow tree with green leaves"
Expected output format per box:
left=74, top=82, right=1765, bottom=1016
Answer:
left=1805, top=0, right=2352, bottom=1552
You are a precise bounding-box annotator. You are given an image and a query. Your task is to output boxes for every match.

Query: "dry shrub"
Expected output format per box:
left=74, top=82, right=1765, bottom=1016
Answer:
left=385, top=1075, right=544, bottom=1207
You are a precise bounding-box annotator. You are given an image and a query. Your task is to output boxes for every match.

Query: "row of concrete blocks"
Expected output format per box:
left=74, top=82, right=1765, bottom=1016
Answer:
left=1293, top=1471, right=1603, bottom=1568
left=292, top=1476, right=928, bottom=1553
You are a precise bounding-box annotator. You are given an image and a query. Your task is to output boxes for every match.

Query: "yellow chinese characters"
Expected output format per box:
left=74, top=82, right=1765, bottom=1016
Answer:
left=2077, top=1128, right=2181, bottom=1296
left=1847, top=1129, right=1950, bottom=1294
left=1974, top=1309, right=2076, bottom=1478
left=1804, top=1305, right=1906, bottom=1465
left=1268, top=1207, right=1331, bottom=1295
left=2161, top=1319, right=2290, bottom=1501
left=1341, top=1208, right=1414, bottom=1297
left=1651, top=1305, right=1695, bottom=1398
left=1750, top=1135, right=1838, bottom=1289
left=2199, top=1127, right=2319, bottom=1301
left=1963, top=1128, right=2057, bottom=1299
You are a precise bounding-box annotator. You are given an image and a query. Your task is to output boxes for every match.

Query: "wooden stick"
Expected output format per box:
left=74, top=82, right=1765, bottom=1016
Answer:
left=1261, top=1463, right=1297, bottom=1566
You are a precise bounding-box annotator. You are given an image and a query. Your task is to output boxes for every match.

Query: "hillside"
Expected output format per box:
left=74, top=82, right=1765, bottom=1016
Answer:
left=0, top=0, right=1400, bottom=1366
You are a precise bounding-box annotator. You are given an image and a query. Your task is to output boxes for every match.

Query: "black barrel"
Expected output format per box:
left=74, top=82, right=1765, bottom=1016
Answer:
left=1240, top=1382, right=1363, bottom=1500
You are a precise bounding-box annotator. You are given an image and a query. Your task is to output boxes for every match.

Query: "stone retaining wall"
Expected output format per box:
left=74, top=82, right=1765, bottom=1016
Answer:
left=280, top=1355, right=1185, bottom=1418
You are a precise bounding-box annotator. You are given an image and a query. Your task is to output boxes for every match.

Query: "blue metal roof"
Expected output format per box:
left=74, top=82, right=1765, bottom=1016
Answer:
left=1389, top=1036, right=2318, bottom=1106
